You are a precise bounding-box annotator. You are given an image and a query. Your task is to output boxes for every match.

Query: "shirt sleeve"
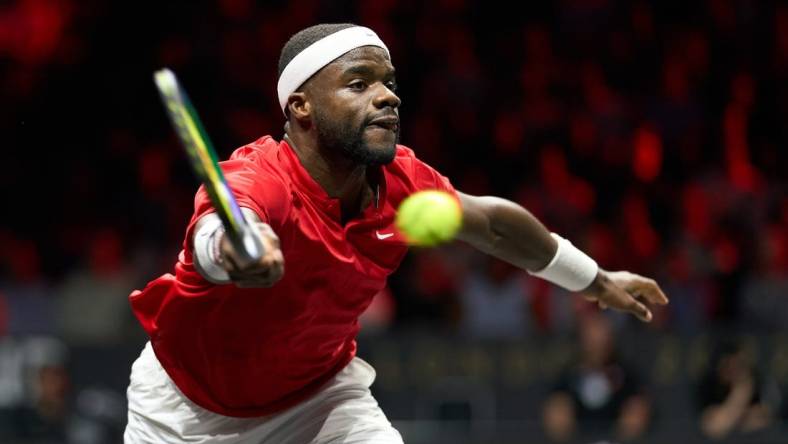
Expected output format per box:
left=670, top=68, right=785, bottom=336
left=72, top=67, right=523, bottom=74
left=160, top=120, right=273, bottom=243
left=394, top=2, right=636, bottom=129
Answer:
left=183, top=152, right=290, bottom=251
left=408, top=151, right=458, bottom=199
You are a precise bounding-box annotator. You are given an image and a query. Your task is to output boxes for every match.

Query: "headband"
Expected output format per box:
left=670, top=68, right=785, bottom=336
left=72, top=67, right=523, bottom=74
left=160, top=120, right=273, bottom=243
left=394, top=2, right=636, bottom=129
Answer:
left=277, top=26, right=390, bottom=114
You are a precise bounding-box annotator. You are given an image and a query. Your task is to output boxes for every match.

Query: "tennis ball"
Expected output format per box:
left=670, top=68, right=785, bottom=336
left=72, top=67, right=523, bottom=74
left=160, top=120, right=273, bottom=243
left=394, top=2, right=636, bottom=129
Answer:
left=395, top=190, right=462, bottom=246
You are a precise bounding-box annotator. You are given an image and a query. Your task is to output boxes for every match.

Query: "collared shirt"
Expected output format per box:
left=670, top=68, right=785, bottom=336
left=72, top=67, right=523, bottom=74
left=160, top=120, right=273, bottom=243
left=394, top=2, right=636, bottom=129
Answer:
left=130, top=136, right=457, bottom=417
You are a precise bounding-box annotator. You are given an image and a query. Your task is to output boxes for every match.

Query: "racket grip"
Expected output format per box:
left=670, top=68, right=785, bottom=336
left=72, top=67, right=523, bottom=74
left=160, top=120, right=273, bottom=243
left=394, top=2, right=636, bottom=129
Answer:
left=234, top=223, right=265, bottom=264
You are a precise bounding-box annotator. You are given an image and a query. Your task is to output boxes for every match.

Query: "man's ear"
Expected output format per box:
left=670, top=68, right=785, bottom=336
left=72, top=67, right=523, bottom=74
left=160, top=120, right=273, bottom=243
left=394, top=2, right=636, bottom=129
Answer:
left=287, top=92, right=310, bottom=122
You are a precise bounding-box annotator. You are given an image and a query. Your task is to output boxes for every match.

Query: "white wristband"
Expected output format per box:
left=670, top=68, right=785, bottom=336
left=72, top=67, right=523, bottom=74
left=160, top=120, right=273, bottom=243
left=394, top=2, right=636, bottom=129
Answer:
left=193, top=217, right=230, bottom=284
left=528, top=233, right=598, bottom=291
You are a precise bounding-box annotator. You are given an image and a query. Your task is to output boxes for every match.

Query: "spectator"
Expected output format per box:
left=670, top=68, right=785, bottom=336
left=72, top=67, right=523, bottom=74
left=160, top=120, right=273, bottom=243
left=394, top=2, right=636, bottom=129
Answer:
left=696, top=338, right=780, bottom=440
left=542, top=313, right=651, bottom=442
left=0, top=336, right=70, bottom=443
left=458, top=256, right=533, bottom=339
left=55, top=229, right=137, bottom=346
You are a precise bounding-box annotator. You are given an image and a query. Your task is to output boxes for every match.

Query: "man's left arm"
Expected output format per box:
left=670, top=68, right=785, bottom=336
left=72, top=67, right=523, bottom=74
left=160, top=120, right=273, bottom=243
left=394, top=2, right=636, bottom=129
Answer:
left=456, top=192, right=668, bottom=322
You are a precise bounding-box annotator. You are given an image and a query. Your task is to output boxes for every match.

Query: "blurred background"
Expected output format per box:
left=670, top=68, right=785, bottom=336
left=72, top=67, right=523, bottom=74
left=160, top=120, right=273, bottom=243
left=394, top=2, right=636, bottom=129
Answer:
left=2, top=0, right=787, bottom=443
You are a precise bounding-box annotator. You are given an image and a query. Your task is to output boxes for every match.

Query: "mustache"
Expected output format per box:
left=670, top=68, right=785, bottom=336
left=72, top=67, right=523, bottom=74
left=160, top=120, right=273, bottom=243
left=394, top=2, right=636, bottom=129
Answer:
left=365, top=111, right=399, bottom=127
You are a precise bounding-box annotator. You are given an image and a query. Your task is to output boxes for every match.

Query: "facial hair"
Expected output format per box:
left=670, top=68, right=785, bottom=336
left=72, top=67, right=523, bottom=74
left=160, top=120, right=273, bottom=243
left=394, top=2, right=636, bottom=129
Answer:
left=313, top=109, right=398, bottom=166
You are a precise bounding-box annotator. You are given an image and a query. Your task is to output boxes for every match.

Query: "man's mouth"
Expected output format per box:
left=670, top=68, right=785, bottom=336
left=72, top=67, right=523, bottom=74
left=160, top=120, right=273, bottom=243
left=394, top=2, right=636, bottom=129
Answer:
left=367, top=116, right=399, bottom=132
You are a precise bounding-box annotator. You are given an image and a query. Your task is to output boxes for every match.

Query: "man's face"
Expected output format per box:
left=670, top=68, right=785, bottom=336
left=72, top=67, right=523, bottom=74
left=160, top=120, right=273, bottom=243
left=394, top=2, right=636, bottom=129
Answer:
left=305, top=46, right=400, bottom=165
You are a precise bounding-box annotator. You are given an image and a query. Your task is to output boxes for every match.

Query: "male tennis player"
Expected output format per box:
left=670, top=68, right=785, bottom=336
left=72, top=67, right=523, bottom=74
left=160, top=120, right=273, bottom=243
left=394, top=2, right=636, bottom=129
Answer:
left=125, top=24, right=668, bottom=443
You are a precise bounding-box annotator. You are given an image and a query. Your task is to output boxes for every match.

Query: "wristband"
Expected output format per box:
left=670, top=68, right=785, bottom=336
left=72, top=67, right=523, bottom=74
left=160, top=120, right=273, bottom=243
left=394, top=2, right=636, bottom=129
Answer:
left=528, top=233, right=598, bottom=291
left=193, top=218, right=230, bottom=284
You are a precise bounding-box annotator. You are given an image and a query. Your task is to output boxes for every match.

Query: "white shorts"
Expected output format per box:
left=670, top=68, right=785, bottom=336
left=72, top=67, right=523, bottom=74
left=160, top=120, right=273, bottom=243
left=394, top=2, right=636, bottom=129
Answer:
left=124, top=342, right=403, bottom=444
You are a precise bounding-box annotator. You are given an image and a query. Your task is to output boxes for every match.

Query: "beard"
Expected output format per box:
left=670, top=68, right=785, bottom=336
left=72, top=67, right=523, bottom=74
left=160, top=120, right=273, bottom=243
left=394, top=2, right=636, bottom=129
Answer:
left=313, top=109, right=398, bottom=166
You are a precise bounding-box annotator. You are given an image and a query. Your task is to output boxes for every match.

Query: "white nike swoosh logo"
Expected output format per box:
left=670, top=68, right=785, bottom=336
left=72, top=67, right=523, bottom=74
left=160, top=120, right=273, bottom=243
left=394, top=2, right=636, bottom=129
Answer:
left=376, top=231, right=394, bottom=240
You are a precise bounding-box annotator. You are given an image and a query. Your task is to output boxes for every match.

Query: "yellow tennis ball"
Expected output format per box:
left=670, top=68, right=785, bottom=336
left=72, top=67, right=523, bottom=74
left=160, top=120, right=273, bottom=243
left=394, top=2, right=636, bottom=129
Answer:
left=395, top=190, right=462, bottom=246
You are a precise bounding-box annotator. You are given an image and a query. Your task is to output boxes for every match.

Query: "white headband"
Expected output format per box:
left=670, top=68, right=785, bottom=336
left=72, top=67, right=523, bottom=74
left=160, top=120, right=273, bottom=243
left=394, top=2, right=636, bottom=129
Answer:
left=277, top=26, right=390, bottom=114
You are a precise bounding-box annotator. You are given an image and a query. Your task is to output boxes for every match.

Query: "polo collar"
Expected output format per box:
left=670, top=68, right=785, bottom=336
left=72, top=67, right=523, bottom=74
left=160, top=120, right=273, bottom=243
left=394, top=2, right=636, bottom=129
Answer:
left=279, top=139, right=387, bottom=222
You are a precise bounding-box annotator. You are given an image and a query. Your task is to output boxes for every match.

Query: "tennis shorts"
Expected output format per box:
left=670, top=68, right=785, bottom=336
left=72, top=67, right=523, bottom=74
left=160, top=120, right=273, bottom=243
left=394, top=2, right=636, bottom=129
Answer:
left=124, top=342, right=403, bottom=444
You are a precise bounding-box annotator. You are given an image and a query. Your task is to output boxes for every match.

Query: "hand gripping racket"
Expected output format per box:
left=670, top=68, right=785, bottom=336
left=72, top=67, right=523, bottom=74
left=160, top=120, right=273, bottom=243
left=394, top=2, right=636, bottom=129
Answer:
left=153, top=68, right=263, bottom=264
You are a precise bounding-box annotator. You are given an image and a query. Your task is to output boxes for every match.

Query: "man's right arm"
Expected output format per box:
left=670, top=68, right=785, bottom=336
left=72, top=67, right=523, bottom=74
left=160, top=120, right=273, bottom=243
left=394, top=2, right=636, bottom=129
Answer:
left=192, top=208, right=285, bottom=288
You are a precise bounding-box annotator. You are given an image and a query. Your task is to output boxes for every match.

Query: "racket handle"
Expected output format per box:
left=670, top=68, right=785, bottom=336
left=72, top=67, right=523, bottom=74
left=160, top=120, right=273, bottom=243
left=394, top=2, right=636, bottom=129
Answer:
left=232, top=223, right=265, bottom=264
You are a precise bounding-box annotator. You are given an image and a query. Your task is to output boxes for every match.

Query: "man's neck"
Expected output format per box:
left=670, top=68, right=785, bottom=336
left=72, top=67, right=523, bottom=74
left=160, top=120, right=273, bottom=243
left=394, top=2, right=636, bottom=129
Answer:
left=284, top=133, right=374, bottom=222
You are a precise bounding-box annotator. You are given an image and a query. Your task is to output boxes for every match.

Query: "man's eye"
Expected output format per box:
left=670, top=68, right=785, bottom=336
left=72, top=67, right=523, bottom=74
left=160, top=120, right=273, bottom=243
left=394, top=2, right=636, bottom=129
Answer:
left=386, top=81, right=398, bottom=92
left=349, top=81, right=367, bottom=91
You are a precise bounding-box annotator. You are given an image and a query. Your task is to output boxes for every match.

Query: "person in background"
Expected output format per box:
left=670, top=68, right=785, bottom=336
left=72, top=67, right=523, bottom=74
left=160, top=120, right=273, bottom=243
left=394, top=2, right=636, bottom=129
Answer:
left=0, top=337, right=70, bottom=443
left=696, top=338, right=779, bottom=440
left=458, top=256, right=533, bottom=339
left=542, top=313, right=651, bottom=443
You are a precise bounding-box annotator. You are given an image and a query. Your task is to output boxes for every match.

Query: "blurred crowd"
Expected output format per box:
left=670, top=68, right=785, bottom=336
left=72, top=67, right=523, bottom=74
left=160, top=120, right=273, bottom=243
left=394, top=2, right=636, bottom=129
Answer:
left=1, top=0, right=786, bottom=442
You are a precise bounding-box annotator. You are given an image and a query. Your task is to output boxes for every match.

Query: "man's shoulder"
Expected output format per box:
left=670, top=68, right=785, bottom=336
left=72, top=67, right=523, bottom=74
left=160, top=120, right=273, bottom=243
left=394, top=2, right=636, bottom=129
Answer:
left=385, top=144, right=455, bottom=198
left=226, top=135, right=291, bottom=182
left=229, top=135, right=281, bottom=163
left=386, top=144, right=421, bottom=174
left=218, top=136, right=294, bottom=226
left=387, top=144, right=445, bottom=178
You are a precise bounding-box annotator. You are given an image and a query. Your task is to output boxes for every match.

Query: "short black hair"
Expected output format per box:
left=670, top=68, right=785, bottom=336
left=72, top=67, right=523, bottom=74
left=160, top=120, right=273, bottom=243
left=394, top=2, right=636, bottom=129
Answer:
left=278, top=23, right=357, bottom=78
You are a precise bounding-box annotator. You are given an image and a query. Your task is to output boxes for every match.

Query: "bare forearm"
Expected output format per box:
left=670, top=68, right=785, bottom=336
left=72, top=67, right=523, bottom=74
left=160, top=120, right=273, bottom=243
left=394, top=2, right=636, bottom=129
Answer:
left=457, top=194, right=557, bottom=271
left=701, top=404, right=748, bottom=438
left=457, top=191, right=668, bottom=321
left=700, top=383, right=755, bottom=438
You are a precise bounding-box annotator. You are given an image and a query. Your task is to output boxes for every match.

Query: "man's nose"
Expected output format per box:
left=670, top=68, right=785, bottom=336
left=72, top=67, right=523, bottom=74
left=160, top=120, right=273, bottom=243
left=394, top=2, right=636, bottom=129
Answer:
left=373, top=83, right=401, bottom=109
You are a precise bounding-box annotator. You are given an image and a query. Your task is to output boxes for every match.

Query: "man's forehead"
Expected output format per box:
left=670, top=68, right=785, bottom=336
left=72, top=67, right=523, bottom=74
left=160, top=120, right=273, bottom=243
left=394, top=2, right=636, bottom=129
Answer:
left=331, top=46, right=393, bottom=72
left=305, top=46, right=393, bottom=89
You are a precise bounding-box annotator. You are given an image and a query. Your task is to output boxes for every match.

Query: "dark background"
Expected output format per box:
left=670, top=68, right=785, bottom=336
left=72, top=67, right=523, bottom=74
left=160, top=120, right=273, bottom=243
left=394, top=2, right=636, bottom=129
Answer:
left=1, top=0, right=786, bottom=443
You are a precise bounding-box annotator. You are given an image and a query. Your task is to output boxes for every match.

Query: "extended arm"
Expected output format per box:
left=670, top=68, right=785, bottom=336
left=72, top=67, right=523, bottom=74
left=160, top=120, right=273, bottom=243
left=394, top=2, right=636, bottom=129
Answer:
left=456, top=192, right=668, bottom=321
left=456, top=194, right=557, bottom=271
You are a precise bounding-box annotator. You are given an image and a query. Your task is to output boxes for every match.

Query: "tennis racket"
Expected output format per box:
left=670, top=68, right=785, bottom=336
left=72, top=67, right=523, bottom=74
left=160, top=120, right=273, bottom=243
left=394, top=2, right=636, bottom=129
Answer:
left=153, top=68, right=263, bottom=264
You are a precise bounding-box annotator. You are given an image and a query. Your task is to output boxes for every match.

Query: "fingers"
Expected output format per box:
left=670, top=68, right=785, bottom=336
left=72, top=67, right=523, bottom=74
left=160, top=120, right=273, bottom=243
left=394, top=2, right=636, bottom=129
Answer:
left=256, top=223, right=280, bottom=249
left=588, top=272, right=654, bottom=322
left=639, top=279, right=669, bottom=305
left=228, top=248, right=284, bottom=287
left=219, top=223, right=285, bottom=288
left=607, top=270, right=669, bottom=306
left=627, top=298, right=652, bottom=322
left=607, top=282, right=653, bottom=322
left=611, top=271, right=668, bottom=306
left=604, top=285, right=652, bottom=322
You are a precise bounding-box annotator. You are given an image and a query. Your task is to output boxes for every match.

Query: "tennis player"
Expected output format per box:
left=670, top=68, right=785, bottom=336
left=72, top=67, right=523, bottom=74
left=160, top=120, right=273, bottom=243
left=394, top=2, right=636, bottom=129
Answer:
left=125, top=23, right=668, bottom=443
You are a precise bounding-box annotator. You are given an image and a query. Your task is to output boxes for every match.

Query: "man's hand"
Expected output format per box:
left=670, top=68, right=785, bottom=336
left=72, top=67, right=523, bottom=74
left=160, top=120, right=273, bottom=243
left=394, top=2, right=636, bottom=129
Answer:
left=581, top=270, right=668, bottom=322
left=219, top=222, right=284, bottom=288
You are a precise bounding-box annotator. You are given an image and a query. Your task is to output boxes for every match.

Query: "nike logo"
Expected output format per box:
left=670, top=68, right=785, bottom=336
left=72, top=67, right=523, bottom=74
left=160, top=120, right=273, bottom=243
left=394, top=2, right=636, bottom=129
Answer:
left=376, top=231, right=394, bottom=240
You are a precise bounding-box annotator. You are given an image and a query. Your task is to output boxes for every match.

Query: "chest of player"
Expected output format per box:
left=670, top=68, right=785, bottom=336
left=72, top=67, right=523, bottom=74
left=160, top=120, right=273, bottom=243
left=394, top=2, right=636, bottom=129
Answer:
left=277, top=190, right=408, bottom=296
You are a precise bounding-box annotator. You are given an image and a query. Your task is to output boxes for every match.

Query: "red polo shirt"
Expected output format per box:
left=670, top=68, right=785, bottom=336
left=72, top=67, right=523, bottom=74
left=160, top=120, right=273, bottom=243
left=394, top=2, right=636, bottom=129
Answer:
left=129, top=136, right=457, bottom=417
